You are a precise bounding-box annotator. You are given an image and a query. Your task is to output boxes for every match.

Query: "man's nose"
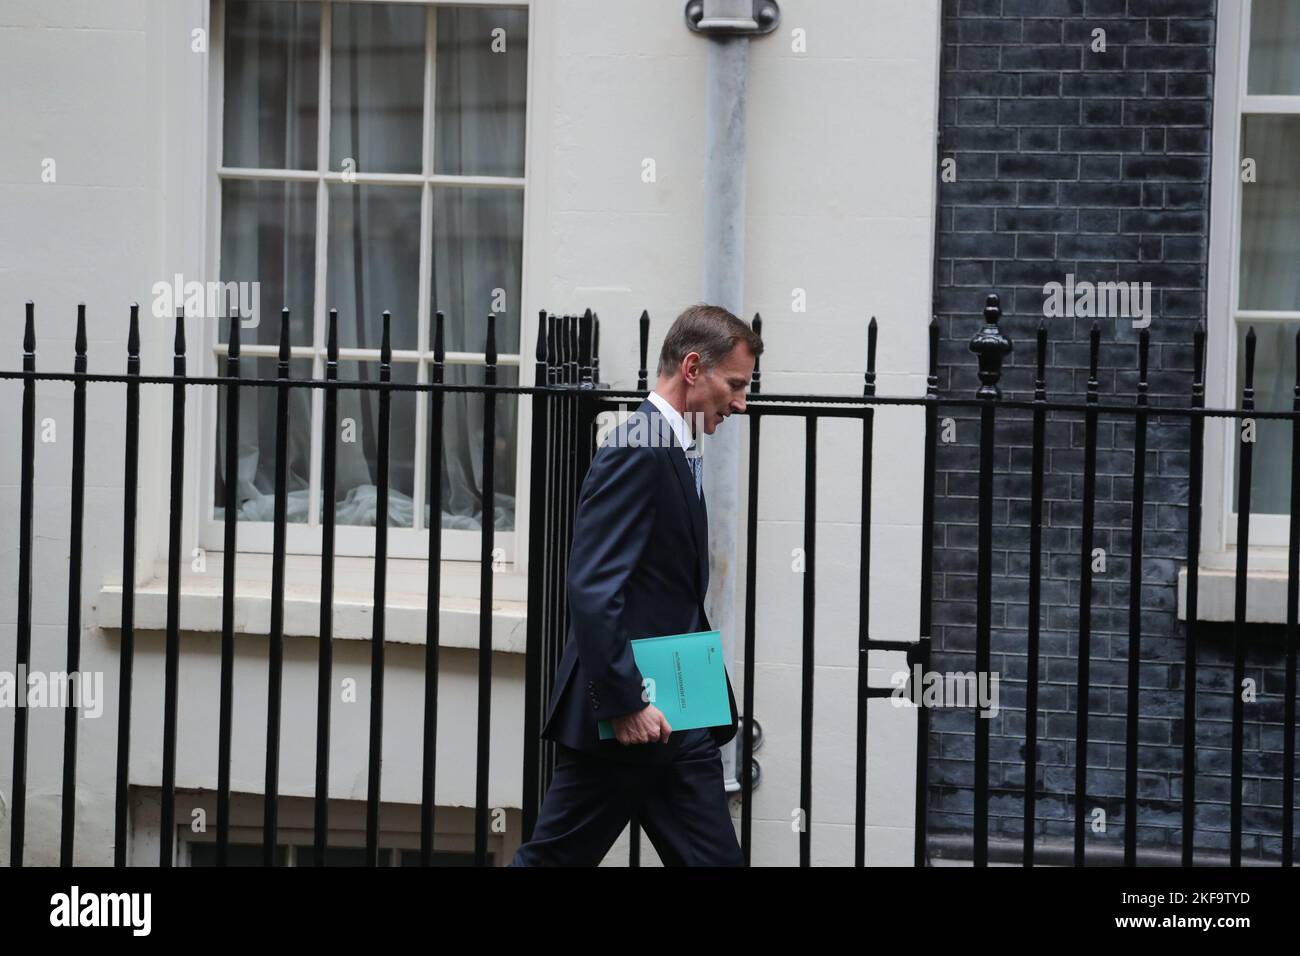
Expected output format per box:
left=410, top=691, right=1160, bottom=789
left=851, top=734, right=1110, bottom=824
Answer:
left=732, top=394, right=747, bottom=413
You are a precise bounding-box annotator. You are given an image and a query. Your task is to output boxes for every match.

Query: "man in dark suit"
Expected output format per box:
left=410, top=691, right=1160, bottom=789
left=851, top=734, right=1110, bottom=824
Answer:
left=510, top=304, right=763, bottom=867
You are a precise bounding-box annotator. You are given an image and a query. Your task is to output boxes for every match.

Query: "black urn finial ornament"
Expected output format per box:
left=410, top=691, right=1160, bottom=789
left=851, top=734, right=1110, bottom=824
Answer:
left=969, top=293, right=1013, bottom=400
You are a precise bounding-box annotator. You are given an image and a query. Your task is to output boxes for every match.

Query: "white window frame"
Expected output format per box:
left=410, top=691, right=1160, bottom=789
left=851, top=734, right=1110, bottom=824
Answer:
left=155, top=787, right=501, bottom=865
left=199, top=0, right=533, bottom=563
left=1205, top=0, right=1299, bottom=565
left=180, top=831, right=483, bottom=865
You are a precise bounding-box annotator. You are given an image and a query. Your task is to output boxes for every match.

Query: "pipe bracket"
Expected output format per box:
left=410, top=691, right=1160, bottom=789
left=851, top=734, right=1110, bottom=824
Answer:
left=685, top=0, right=780, bottom=36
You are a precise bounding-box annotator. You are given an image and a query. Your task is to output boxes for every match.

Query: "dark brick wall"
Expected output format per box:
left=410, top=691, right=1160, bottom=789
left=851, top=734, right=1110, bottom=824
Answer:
left=926, top=0, right=1293, bottom=863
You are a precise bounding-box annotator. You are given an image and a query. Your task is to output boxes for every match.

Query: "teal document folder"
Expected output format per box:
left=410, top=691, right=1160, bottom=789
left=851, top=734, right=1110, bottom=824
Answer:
left=597, top=629, right=731, bottom=741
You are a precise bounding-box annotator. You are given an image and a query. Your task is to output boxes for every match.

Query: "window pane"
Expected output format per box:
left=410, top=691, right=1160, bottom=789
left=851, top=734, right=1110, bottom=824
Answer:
left=223, top=1, right=320, bottom=170
left=431, top=186, right=523, bottom=353
left=1233, top=322, right=1297, bottom=515
left=330, top=2, right=425, bottom=174
left=295, top=845, right=372, bottom=866
left=214, top=358, right=315, bottom=523
left=429, top=363, right=518, bottom=532
left=1239, top=116, right=1300, bottom=311
left=1248, top=0, right=1300, bottom=95
left=434, top=6, right=528, bottom=177
left=327, top=184, right=422, bottom=351
left=429, top=186, right=522, bottom=532
left=331, top=361, right=418, bottom=528
left=219, top=179, right=317, bottom=345
left=189, top=842, right=288, bottom=866
left=398, top=848, right=487, bottom=865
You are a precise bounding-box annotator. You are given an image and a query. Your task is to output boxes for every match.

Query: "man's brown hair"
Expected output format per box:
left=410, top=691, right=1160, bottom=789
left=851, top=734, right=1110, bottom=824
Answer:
left=656, top=303, right=764, bottom=378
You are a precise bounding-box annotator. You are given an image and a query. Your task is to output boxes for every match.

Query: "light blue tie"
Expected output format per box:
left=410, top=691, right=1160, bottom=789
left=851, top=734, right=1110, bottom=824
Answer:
left=688, top=449, right=703, bottom=500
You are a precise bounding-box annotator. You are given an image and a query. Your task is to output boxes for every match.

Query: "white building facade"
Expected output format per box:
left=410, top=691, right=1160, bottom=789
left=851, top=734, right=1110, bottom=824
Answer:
left=0, top=0, right=940, bottom=866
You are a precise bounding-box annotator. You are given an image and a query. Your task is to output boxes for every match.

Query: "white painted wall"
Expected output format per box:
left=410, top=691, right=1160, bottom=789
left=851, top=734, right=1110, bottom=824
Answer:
left=0, top=0, right=939, bottom=866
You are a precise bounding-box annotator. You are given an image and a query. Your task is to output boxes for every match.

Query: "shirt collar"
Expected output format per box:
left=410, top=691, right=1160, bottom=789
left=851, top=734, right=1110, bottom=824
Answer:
left=647, top=390, right=697, bottom=453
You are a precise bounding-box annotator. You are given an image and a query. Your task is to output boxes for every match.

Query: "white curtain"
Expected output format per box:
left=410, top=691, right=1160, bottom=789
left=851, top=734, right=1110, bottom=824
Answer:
left=216, top=1, right=527, bottom=532
left=217, top=0, right=318, bottom=525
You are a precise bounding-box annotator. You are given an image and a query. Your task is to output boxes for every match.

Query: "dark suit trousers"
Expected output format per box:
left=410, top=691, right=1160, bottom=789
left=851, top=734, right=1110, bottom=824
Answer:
left=509, top=728, right=743, bottom=867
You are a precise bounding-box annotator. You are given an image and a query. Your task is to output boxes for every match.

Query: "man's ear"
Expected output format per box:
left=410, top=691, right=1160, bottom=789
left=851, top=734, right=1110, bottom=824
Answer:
left=682, top=351, right=702, bottom=384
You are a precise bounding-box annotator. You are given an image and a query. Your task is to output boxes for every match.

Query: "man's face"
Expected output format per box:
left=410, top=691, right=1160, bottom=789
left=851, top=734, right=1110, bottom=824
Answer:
left=683, top=343, right=755, bottom=436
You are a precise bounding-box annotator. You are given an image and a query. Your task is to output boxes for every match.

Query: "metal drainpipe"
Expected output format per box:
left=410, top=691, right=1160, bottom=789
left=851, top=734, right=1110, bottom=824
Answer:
left=685, top=0, right=779, bottom=790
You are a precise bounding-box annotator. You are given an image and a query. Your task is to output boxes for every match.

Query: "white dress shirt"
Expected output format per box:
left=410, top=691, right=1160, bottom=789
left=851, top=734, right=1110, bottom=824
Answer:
left=647, top=390, right=697, bottom=456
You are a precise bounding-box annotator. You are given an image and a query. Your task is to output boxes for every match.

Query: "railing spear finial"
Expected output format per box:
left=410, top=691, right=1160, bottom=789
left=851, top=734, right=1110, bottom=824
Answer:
left=174, top=306, right=186, bottom=375
left=279, top=307, right=291, bottom=372
left=327, top=308, right=339, bottom=369
left=1243, top=326, right=1257, bottom=410
left=568, top=312, right=576, bottom=384
left=1137, top=327, right=1150, bottom=406
left=535, top=309, right=547, bottom=381
left=1034, top=318, right=1047, bottom=402
left=485, top=312, right=497, bottom=386
left=546, top=314, right=559, bottom=385
left=23, top=300, right=35, bottom=368
left=926, top=314, right=940, bottom=398
left=127, top=303, right=140, bottom=372
left=1087, top=320, right=1101, bottom=404
left=1192, top=321, right=1206, bottom=403
left=1289, top=329, right=1300, bottom=408
left=579, top=309, right=593, bottom=388
left=864, top=316, right=877, bottom=397
left=638, top=309, right=650, bottom=391
left=75, top=303, right=87, bottom=368
left=432, top=310, right=445, bottom=385
left=1293, top=327, right=1300, bottom=406
left=228, top=307, right=241, bottom=360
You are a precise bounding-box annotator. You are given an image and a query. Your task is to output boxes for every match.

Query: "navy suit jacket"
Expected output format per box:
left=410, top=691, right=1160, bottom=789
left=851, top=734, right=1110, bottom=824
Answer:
left=539, top=397, right=740, bottom=764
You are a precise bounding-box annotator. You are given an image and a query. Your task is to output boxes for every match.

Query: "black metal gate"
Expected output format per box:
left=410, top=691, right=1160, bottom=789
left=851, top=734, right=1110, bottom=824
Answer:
left=520, top=309, right=931, bottom=867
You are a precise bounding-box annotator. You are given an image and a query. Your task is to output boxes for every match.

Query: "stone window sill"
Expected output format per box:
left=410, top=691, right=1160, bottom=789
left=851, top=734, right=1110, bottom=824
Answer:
left=90, top=552, right=528, bottom=652
left=1178, top=548, right=1295, bottom=625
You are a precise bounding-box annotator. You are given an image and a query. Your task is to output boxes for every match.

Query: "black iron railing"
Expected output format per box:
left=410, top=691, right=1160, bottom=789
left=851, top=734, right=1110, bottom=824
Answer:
left=937, top=294, right=1293, bottom=868
left=2, top=294, right=1296, bottom=867
left=5, top=302, right=570, bottom=868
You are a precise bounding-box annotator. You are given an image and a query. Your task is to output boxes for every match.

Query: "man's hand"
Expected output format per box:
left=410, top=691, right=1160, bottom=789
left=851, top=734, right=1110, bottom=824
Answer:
left=612, top=704, right=672, bottom=745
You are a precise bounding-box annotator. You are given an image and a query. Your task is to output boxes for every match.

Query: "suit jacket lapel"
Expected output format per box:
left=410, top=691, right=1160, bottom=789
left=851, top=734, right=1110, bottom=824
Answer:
left=641, top=398, right=709, bottom=600
left=670, top=444, right=709, bottom=599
